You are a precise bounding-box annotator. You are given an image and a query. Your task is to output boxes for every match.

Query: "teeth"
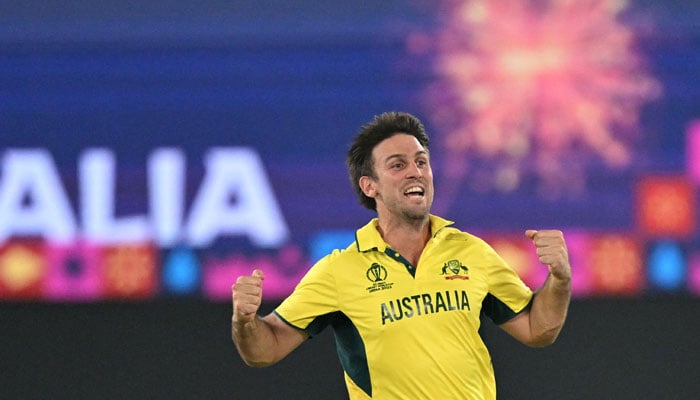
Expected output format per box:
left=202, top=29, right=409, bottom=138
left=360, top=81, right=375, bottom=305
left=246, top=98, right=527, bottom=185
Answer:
left=405, top=187, right=423, bottom=195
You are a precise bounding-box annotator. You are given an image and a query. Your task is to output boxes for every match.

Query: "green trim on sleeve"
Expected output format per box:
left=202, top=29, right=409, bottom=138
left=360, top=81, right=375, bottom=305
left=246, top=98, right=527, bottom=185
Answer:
left=481, top=293, right=534, bottom=325
left=275, top=310, right=371, bottom=396
left=272, top=310, right=335, bottom=337
left=305, top=312, right=336, bottom=337
left=272, top=310, right=306, bottom=332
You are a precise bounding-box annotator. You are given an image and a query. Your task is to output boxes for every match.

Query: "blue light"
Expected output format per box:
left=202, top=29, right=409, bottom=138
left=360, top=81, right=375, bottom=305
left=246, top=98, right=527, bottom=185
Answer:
left=162, top=248, right=200, bottom=294
left=309, top=231, right=356, bottom=262
left=648, top=241, right=685, bottom=290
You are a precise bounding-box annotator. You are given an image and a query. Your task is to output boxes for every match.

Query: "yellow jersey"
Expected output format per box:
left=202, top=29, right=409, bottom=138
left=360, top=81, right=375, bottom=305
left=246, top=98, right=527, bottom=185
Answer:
left=275, top=215, right=533, bottom=399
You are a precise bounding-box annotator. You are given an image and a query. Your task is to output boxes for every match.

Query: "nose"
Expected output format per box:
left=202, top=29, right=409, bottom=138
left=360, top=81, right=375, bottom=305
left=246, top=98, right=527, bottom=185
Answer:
left=406, top=161, right=423, bottom=179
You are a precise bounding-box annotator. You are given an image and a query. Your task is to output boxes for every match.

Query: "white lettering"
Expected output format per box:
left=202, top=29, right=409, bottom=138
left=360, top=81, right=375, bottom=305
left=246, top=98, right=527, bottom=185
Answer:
left=0, top=147, right=289, bottom=248
left=0, top=149, right=77, bottom=242
left=80, top=149, right=150, bottom=243
left=186, top=148, right=289, bottom=248
left=149, top=149, right=185, bottom=246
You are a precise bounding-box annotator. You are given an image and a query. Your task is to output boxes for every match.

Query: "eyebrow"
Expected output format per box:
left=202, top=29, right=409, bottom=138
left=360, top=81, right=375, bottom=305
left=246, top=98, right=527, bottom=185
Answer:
left=384, top=150, right=429, bottom=163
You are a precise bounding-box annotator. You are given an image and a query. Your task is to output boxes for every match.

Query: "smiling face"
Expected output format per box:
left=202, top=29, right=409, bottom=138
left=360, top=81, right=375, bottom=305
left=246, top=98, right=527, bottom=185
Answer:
left=360, top=133, right=434, bottom=223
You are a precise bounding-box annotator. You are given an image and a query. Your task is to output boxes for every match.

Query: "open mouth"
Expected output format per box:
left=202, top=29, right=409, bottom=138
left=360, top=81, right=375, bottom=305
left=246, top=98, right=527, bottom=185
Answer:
left=404, top=186, right=425, bottom=198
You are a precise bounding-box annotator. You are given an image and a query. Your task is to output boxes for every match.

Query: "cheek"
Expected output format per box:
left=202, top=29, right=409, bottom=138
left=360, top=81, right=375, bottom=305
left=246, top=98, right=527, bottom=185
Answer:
left=425, top=168, right=434, bottom=182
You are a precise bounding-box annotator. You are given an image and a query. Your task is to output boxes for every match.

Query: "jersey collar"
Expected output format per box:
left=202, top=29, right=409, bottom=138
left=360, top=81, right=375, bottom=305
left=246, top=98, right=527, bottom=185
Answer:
left=354, top=214, right=455, bottom=252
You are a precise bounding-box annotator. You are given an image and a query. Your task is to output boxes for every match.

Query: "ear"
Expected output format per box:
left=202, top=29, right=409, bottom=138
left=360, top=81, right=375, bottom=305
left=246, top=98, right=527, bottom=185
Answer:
left=359, top=176, right=377, bottom=198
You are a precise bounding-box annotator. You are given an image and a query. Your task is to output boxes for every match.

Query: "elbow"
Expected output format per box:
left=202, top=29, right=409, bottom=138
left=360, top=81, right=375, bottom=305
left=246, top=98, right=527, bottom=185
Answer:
left=525, top=334, right=557, bottom=348
left=525, top=325, right=563, bottom=348
left=237, top=351, right=280, bottom=368
left=242, top=358, right=276, bottom=368
left=233, top=341, right=281, bottom=368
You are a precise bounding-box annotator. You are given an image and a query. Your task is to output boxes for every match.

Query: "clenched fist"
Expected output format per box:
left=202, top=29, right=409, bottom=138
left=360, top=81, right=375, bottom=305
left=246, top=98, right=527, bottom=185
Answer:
left=232, top=269, right=265, bottom=324
left=525, top=230, right=571, bottom=282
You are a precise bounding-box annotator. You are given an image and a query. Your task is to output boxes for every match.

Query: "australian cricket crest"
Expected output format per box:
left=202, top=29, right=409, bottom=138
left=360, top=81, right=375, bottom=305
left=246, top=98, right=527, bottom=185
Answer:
left=366, top=262, right=394, bottom=293
left=441, top=259, right=470, bottom=280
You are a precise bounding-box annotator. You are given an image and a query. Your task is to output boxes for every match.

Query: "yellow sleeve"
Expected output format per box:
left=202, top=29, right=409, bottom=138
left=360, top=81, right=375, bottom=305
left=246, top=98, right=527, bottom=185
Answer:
left=274, top=252, right=340, bottom=335
left=480, top=239, right=534, bottom=324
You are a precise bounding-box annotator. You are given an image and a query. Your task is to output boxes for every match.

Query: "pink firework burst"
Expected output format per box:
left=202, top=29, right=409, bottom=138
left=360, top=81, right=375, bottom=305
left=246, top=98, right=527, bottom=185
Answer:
left=410, top=0, right=661, bottom=205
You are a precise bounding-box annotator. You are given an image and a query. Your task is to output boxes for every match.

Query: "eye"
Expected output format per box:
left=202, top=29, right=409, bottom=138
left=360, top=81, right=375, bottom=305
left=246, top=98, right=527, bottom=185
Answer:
left=392, top=161, right=404, bottom=169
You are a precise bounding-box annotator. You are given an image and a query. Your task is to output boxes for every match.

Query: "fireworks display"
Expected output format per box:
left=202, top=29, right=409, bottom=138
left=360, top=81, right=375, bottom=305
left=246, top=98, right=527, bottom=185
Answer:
left=412, top=0, right=661, bottom=203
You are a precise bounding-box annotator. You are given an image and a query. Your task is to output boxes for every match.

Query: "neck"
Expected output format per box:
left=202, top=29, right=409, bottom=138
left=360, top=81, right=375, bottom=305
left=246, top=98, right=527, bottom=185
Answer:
left=376, top=213, right=431, bottom=266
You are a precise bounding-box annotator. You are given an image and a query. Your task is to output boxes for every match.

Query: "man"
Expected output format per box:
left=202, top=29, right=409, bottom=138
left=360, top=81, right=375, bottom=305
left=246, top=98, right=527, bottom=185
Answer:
left=232, top=112, right=571, bottom=399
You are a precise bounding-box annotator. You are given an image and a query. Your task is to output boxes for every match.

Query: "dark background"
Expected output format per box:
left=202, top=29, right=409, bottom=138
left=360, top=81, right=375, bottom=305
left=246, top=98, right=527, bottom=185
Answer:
left=2, top=297, right=698, bottom=399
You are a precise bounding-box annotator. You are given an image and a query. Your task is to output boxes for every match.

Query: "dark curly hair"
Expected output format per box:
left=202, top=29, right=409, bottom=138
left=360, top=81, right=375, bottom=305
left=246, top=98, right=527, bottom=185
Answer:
left=346, top=112, right=430, bottom=210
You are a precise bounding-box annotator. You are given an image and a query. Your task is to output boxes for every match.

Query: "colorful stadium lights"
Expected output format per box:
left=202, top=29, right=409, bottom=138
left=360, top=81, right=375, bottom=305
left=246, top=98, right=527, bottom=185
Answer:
left=648, top=241, right=686, bottom=291
left=45, top=242, right=102, bottom=301
left=162, top=247, right=201, bottom=295
left=588, top=234, right=644, bottom=296
left=102, top=245, right=158, bottom=299
left=636, top=175, right=697, bottom=239
left=0, top=241, right=44, bottom=299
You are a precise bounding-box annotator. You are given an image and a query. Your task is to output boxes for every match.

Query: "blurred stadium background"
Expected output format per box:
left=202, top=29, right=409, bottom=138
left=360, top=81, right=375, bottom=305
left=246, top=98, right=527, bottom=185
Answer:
left=1, top=0, right=699, bottom=398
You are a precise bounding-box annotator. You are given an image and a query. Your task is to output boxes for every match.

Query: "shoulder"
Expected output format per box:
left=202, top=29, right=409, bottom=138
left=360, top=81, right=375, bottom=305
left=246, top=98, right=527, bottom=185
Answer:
left=317, top=241, right=358, bottom=260
left=439, top=227, right=489, bottom=246
left=437, top=227, right=503, bottom=261
left=309, top=241, right=367, bottom=272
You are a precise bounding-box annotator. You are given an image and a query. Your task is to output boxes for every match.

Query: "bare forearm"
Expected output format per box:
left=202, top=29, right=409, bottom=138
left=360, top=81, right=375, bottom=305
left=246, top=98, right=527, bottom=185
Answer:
left=232, top=312, right=308, bottom=367
left=232, top=315, right=280, bottom=367
left=529, top=273, right=571, bottom=347
left=232, top=270, right=307, bottom=367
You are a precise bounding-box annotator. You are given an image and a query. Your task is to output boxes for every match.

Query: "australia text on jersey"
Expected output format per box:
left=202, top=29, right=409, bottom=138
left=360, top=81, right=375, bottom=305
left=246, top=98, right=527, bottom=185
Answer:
left=380, top=290, right=471, bottom=325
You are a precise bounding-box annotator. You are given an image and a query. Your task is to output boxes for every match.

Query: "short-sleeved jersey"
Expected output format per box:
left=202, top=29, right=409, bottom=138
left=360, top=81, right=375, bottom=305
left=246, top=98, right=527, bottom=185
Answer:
left=274, top=215, right=533, bottom=399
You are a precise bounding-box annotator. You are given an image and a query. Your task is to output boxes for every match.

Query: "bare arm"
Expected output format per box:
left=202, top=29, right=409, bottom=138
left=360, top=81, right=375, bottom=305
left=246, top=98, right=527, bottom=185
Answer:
left=500, top=230, right=571, bottom=347
left=232, top=269, right=308, bottom=367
